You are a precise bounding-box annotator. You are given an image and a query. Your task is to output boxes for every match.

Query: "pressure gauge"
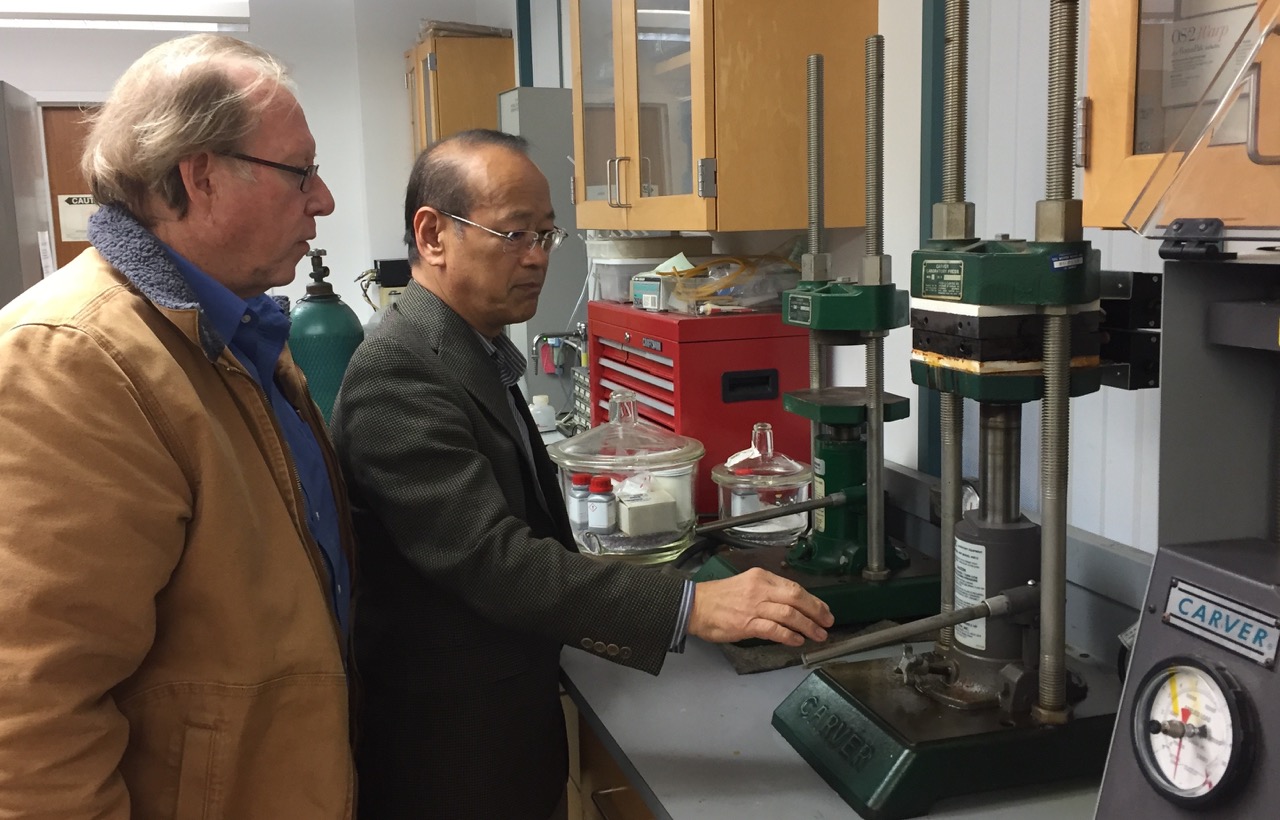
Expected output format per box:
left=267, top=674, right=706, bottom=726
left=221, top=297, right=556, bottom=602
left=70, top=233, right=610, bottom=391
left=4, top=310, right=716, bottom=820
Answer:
left=1130, top=656, right=1256, bottom=808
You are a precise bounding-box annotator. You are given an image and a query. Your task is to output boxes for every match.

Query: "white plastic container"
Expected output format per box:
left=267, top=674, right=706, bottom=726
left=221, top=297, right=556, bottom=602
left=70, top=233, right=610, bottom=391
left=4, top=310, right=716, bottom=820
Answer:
left=528, top=394, right=556, bottom=432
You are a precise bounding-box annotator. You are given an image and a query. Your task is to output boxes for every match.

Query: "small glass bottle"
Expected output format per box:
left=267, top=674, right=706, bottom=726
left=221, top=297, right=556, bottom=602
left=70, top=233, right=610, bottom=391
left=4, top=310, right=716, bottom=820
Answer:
left=568, top=473, right=592, bottom=530
left=586, top=475, right=618, bottom=535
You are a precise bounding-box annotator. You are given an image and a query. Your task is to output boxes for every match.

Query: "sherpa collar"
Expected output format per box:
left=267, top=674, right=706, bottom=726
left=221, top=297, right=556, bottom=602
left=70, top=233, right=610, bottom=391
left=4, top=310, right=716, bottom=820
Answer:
left=86, top=203, right=227, bottom=361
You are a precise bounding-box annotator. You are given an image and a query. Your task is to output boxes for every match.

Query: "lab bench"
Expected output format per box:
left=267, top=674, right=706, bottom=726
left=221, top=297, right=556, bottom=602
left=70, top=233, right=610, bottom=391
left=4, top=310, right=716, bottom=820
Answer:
left=560, top=638, right=1105, bottom=820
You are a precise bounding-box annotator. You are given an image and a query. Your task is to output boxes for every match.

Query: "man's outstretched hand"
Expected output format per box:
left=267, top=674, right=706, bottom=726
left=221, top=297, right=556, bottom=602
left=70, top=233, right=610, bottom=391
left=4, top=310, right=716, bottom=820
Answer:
left=688, top=567, right=834, bottom=647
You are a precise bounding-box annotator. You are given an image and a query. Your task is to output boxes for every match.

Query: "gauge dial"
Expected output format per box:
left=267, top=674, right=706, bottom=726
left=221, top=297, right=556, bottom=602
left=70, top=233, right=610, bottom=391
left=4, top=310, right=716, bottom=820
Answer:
left=1131, top=656, right=1255, bottom=808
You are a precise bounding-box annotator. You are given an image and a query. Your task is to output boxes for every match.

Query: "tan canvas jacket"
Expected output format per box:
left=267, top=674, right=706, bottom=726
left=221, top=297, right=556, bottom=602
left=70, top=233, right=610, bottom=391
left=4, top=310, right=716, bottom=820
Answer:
left=0, top=207, right=356, bottom=819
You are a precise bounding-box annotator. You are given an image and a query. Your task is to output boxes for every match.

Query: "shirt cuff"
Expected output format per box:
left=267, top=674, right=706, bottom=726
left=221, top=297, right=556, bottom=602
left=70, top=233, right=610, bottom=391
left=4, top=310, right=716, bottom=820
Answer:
left=668, top=579, right=695, bottom=653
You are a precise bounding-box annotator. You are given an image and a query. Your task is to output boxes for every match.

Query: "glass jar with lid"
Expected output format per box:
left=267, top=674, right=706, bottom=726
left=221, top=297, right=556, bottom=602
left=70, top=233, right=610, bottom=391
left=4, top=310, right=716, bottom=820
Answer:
left=710, top=422, right=812, bottom=546
left=546, top=390, right=704, bottom=564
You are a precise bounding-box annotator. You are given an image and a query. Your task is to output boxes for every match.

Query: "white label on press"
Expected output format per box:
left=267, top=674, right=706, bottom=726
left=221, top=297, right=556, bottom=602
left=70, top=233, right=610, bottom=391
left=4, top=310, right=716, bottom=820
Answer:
left=813, top=477, right=826, bottom=532
left=1164, top=578, right=1279, bottom=666
left=953, top=538, right=987, bottom=650
left=813, top=457, right=826, bottom=476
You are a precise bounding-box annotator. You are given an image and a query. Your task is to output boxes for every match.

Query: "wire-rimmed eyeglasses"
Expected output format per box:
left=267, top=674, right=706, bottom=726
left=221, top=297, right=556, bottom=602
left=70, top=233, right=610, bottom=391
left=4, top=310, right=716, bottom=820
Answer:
left=438, top=210, right=568, bottom=255
left=222, top=152, right=319, bottom=193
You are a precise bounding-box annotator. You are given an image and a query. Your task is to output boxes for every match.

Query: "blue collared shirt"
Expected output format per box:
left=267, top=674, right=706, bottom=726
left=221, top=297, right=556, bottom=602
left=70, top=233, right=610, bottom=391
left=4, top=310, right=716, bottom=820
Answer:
left=164, top=246, right=350, bottom=649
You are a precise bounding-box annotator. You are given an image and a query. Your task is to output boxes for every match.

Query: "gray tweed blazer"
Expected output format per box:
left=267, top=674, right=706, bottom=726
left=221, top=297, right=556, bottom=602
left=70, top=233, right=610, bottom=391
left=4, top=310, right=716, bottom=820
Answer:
left=331, top=281, right=683, bottom=818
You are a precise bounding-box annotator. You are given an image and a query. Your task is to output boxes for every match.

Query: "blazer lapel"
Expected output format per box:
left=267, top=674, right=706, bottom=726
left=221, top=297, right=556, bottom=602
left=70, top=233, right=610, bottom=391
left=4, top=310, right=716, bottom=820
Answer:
left=395, top=283, right=527, bottom=452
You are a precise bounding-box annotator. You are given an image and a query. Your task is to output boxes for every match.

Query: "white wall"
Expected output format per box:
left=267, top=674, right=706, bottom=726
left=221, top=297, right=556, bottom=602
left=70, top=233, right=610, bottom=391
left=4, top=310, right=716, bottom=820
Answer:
left=0, top=0, right=492, bottom=319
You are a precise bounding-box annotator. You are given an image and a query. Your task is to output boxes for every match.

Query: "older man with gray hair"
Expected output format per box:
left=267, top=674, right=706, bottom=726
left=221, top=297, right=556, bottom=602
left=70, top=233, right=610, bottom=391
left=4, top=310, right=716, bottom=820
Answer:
left=0, top=34, right=354, bottom=817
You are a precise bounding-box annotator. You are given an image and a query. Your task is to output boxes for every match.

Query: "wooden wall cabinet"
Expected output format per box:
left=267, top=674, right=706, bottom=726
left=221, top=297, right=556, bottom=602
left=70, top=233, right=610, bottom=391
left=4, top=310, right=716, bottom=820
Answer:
left=569, top=0, right=876, bottom=232
left=405, top=32, right=515, bottom=157
left=1084, top=0, right=1280, bottom=231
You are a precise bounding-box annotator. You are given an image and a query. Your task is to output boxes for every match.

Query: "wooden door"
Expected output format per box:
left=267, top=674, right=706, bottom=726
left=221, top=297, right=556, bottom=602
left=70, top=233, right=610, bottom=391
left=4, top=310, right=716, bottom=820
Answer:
left=430, top=36, right=515, bottom=141
left=42, top=105, right=97, bottom=268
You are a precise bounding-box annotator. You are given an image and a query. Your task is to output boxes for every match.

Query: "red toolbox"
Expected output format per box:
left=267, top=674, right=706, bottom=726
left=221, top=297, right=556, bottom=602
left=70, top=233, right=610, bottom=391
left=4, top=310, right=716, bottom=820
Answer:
left=587, top=301, right=812, bottom=516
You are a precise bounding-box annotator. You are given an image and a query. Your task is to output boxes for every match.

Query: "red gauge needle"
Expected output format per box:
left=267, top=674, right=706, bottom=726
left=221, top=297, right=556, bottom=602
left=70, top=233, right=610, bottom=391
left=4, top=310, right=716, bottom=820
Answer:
left=1173, top=706, right=1191, bottom=777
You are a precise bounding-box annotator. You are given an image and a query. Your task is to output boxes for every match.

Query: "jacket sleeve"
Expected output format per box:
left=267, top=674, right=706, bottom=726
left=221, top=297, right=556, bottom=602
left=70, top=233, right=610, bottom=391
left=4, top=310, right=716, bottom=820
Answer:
left=332, top=336, right=684, bottom=675
left=0, top=324, right=190, bottom=818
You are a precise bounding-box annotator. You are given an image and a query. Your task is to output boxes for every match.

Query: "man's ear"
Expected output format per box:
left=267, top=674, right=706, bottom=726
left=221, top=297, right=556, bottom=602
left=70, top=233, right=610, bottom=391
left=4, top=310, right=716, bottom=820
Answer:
left=413, top=207, right=448, bottom=265
left=177, top=153, right=217, bottom=215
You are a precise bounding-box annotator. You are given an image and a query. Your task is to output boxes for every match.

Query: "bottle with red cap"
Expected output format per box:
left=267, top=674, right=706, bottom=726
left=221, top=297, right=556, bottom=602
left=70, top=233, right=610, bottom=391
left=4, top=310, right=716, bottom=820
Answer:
left=568, top=473, right=592, bottom=531
left=586, top=475, right=618, bottom=535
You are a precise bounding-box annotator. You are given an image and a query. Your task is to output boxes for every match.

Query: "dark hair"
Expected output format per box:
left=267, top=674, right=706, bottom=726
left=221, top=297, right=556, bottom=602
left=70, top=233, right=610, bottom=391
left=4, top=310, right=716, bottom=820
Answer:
left=403, top=129, right=530, bottom=264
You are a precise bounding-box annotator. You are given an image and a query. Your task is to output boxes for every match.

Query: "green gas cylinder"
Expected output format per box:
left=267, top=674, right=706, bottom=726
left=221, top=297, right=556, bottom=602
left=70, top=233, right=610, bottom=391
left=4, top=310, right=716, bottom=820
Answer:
left=288, top=249, right=364, bottom=424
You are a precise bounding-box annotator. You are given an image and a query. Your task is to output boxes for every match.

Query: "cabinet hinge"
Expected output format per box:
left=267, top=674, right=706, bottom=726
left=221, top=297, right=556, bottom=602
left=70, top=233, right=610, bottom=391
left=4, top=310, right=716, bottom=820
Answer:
left=427, top=52, right=437, bottom=71
left=569, top=176, right=576, bottom=205
left=697, top=158, right=717, bottom=198
left=1075, top=96, right=1090, bottom=169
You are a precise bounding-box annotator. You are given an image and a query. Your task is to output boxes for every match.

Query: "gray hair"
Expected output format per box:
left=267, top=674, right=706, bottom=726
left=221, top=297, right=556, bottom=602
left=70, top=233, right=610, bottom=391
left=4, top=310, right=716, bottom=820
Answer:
left=82, top=34, right=295, bottom=224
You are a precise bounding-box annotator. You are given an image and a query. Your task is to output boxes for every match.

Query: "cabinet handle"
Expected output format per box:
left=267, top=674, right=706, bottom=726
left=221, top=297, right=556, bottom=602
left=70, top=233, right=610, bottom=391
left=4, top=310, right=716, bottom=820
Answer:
left=606, top=157, right=618, bottom=208
left=616, top=156, right=632, bottom=208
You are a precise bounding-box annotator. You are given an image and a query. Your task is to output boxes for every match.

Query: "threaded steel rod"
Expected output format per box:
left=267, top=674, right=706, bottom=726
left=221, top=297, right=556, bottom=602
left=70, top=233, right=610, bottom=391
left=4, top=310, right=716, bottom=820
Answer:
left=1039, top=313, right=1071, bottom=714
left=1046, top=0, right=1079, bottom=200
left=865, top=337, right=887, bottom=578
left=807, top=54, right=825, bottom=257
left=942, top=0, right=968, bottom=204
left=860, top=35, right=888, bottom=579
left=805, top=54, right=827, bottom=447
left=939, top=392, right=963, bottom=649
left=865, top=35, right=885, bottom=257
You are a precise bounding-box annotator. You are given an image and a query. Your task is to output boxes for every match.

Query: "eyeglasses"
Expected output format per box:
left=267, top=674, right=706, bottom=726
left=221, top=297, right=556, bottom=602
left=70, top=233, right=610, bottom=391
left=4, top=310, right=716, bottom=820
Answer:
left=438, top=210, right=568, bottom=255
left=222, top=152, right=319, bottom=193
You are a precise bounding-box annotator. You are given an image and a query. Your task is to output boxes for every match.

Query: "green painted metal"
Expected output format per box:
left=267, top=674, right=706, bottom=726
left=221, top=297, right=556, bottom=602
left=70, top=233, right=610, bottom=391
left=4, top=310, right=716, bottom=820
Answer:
left=783, top=391, right=911, bottom=426
left=516, top=0, right=534, bottom=87
left=917, top=0, right=948, bottom=478
left=772, top=665, right=1115, bottom=819
left=783, top=282, right=908, bottom=332
left=911, top=240, right=1099, bottom=306
left=909, top=360, right=1102, bottom=402
left=788, top=439, right=870, bottom=575
left=289, top=295, right=364, bottom=424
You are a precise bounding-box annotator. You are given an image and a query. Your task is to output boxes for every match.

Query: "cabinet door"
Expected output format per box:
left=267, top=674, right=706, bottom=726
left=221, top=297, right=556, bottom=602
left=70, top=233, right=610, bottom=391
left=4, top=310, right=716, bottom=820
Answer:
left=619, top=0, right=715, bottom=229
left=572, top=0, right=630, bottom=229
left=431, top=36, right=515, bottom=141
left=406, top=41, right=432, bottom=157
left=1084, top=0, right=1276, bottom=229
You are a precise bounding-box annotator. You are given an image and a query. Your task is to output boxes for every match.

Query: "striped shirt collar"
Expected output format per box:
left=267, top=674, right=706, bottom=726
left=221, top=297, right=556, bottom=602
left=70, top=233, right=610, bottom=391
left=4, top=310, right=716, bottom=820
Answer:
left=473, top=330, right=528, bottom=388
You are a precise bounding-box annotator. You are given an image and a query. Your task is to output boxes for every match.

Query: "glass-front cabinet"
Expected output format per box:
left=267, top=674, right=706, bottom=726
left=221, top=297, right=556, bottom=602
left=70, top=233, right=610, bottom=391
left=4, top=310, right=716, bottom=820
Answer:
left=1084, top=0, right=1280, bottom=234
left=570, top=0, right=876, bottom=232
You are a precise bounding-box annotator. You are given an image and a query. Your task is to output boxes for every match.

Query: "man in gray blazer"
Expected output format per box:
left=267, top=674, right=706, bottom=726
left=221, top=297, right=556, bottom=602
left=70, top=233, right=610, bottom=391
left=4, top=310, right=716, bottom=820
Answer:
left=331, top=129, right=833, bottom=820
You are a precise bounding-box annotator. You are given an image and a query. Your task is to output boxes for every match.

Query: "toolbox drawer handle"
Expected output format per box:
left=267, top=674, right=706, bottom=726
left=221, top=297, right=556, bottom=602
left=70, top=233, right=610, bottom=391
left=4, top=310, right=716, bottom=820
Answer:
left=722, top=369, right=779, bottom=403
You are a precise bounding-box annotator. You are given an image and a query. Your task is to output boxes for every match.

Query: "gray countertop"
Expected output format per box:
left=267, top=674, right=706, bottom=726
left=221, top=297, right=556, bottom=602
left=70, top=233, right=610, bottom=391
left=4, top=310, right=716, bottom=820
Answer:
left=560, top=638, right=1104, bottom=819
